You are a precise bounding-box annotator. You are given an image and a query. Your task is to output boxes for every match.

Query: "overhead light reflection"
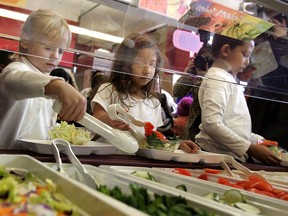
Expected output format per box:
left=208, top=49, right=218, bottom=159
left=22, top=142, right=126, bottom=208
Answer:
left=0, top=8, right=124, bottom=44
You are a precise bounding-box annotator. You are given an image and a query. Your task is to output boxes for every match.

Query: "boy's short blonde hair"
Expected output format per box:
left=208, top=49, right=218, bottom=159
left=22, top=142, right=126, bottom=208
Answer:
left=16, top=9, right=71, bottom=58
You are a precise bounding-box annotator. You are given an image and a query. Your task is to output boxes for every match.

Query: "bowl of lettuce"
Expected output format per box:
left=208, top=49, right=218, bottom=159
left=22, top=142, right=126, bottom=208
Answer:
left=48, top=121, right=92, bottom=145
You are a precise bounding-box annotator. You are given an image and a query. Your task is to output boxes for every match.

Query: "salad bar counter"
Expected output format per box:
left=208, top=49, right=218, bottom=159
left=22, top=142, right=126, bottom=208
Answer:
left=1, top=153, right=288, bottom=216
left=0, top=149, right=288, bottom=172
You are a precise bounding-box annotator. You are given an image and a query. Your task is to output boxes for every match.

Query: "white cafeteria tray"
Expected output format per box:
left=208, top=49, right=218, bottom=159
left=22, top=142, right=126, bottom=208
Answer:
left=17, top=139, right=118, bottom=155
left=136, top=149, right=229, bottom=162
left=0, top=154, right=145, bottom=216
left=52, top=163, right=253, bottom=216
left=100, top=165, right=288, bottom=216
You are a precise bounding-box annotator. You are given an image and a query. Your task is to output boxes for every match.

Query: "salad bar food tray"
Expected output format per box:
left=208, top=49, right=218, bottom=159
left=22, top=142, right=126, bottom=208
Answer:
left=0, top=154, right=146, bottom=215
left=47, top=162, right=259, bottom=216
left=17, top=138, right=118, bottom=155
left=99, top=165, right=288, bottom=216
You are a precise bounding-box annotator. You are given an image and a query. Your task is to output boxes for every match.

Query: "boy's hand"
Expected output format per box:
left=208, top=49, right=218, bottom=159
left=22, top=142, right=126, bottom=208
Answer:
left=247, top=144, right=281, bottom=165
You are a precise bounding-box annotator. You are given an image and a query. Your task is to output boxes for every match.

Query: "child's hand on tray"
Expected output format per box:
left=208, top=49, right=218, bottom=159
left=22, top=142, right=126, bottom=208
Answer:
left=179, top=140, right=201, bottom=154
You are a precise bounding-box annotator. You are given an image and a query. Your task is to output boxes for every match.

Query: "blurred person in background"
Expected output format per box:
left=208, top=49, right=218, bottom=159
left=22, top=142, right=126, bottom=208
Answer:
left=173, top=46, right=214, bottom=141
left=172, top=96, right=193, bottom=139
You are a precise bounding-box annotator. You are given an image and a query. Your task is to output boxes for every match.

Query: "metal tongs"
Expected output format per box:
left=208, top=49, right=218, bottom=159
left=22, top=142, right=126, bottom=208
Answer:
left=107, top=104, right=146, bottom=141
left=51, top=138, right=98, bottom=189
left=52, top=100, right=139, bottom=154
left=221, top=156, right=269, bottom=182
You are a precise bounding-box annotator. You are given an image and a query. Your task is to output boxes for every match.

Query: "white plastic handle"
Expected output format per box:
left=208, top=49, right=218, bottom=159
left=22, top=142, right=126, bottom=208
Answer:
left=108, top=104, right=129, bottom=123
left=52, top=100, right=139, bottom=153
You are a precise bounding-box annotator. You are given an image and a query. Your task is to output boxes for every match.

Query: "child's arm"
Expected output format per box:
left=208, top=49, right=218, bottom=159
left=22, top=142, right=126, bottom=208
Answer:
left=44, top=79, right=86, bottom=121
left=93, top=102, right=130, bottom=131
left=247, top=144, right=281, bottom=165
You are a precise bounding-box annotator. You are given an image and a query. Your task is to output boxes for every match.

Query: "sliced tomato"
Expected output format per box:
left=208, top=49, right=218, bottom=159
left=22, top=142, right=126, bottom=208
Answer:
left=236, top=180, right=248, bottom=185
left=203, top=168, right=221, bottom=174
left=272, top=189, right=287, bottom=198
left=247, top=187, right=262, bottom=193
left=248, top=176, right=270, bottom=184
left=279, top=194, right=288, bottom=201
left=223, top=182, right=244, bottom=189
left=152, top=131, right=166, bottom=140
left=253, top=182, right=274, bottom=192
left=173, top=168, right=192, bottom=176
left=198, top=174, right=208, bottom=180
left=259, top=140, right=278, bottom=147
left=257, top=190, right=276, bottom=198
left=218, top=177, right=229, bottom=184
left=247, top=188, right=276, bottom=198
left=144, top=122, right=154, bottom=135
left=243, top=181, right=262, bottom=190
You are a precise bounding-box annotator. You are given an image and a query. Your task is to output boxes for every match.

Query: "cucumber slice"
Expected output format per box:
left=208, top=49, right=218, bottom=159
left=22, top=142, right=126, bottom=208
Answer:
left=202, top=192, right=220, bottom=202
left=223, top=189, right=245, bottom=204
left=131, top=171, right=157, bottom=182
left=234, top=202, right=261, bottom=215
left=176, top=184, right=187, bottom=191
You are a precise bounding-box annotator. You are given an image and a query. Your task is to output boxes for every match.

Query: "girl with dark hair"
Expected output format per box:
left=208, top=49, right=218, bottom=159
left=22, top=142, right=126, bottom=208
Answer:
left=91, top=34, right=163, bottom=134
left=91, top=34, right=200, bottom=153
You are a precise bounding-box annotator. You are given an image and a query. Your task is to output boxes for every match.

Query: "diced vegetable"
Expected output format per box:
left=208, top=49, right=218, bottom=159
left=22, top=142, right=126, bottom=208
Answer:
left=0, top=166, right=77, bottom=215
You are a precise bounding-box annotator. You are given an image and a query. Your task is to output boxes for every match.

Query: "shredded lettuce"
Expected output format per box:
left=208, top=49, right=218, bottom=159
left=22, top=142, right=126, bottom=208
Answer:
left=49, top=121, right=91, bottom=145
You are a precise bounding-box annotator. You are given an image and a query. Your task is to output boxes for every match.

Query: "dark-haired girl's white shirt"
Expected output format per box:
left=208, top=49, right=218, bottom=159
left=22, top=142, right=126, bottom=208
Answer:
left=91, top=83, right=163, bottom=135
left=0, top=57, right=61, bottom=149
left=195, top=67, right=263, bottom=162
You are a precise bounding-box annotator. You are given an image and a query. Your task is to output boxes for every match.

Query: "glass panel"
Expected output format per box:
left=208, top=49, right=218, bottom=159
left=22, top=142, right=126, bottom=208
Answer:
left=1, top=0, right=287, bottom=101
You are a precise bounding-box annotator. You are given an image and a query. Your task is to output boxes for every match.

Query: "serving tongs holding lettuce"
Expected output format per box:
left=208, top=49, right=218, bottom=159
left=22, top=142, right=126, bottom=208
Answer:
left=53, top=100, right=139, bottom=154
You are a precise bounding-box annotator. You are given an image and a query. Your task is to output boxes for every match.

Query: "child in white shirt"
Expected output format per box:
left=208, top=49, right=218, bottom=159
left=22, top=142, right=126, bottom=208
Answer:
left=0, top=9, right=86, bottom=149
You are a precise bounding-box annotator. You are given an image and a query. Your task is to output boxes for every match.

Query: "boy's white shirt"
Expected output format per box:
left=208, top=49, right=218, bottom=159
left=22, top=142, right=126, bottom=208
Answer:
left=0, top=57, right=61, bottom=149
left=91, top=83, right=163, bottom=136
left=195, top=67, right=263, bottom=162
